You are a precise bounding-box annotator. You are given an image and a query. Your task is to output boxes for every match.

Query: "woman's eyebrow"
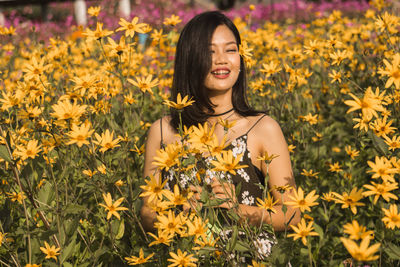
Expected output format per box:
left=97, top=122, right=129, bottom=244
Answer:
left=209, top=41, right=237, bottom=46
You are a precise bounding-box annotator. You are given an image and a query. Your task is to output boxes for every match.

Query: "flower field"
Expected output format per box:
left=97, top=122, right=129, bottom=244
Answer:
left=0, top=0, right=400, bottom=266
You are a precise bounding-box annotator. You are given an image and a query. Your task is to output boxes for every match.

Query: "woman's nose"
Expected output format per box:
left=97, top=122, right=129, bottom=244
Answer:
left=213, top=50, right=227, bottom=64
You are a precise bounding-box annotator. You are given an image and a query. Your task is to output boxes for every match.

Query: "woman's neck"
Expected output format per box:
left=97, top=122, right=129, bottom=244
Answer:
left=208, top=88, right=233, bottom=115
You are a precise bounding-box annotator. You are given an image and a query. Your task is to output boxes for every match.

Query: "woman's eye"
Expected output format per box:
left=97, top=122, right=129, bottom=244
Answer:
left=227, top=49, right=237, bottom=52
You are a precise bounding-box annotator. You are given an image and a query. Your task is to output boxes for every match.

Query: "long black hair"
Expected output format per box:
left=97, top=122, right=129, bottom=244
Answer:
left=169, top=11, right=261, bottom=131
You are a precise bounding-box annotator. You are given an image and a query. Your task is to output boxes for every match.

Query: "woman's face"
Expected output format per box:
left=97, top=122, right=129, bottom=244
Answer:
left=204, top=25, right=241, bottom=94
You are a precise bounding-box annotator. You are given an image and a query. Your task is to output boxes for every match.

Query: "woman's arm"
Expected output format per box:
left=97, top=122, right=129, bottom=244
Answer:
left=241, top=116, right=300, bottom=231
left=140, top=118, right=162, bottom=232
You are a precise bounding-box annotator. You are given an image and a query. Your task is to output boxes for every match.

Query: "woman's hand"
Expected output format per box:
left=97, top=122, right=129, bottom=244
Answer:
left=211, top=178, right=236, bottom=209
left=185, top=185, right=203, bottom=212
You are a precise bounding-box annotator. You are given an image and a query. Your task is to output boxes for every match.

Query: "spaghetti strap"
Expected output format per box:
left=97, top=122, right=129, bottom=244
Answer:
left=160, top=118, right=165, bottom=148
left=246, top=114, right=267, bottom=135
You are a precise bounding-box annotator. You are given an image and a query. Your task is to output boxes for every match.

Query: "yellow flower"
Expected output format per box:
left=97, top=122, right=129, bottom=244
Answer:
left=287, top=218, right=319, bottom=246
left=239, top=40, right=253, bottom=68
left=329, top=50, right=349, bottom=66
left=374, top=12, right=399, bottom=34
left=148, top=230, right=174, bottom=246
left=115, top=179, right=125, bottom=187
left=7, top=192, right=27, bottom=204
left=0, top=232, right=6, bottom=246
left=22, top=57, right=52, bottom=81
left=333, top=187, right=365, bottom=215
left=260, top=61, right=282, bottom=77
left=367, top=156, right=397, bottom=182
left=329, top=69, right=342, bottom=83
left=153, top=143, right=181, bottom=171
left=116, top=17, right=146, bottom=37
left=345, top=145, right=359, bottom=160
left=97, top=164, right=107, bottom=174
left=188, top=123, right=216, bottom=151
left=127, top=75, right=159, bottom=95
left=87, top=6, right=101, bottom=17
left=362, top=181, right=398, bottom=204
left=39, top=241, right=60, bottom=261
left=66, top=122, right=94, bottom=147
left=106, top=36, right=130, bottom=56
left=163, top=15, right=182, bottom=26
left=344, top=91, right=384, bottom=121
left=93, top=129, right=121, bottom=153
left=301, top=169, right=319, bottom=178
left=207, top=134, right=228, bottom=157
left=257, top=151, right=279, bottom=164
left=343, top=220, right=374, bottom=240
left=125, top=248, right=154, bottom=265
left=383, top=135, right=400, bottom=151
left=299, top=113, right=318, bottom=125
left=167, top=249, right=198, bottom=267
left=378, top=53, right=400, bottom=89
left=218, top=118, right=236, bottom=131
left=211, top=150, right=248, bottom=175
left=369, top=116, right=396, bottom=137
left=163, top=93, right=195, bottom=110
left=163, top=184, right=192, bottom=208
left=304, top=40, right=322, bottom=56
left=155, top=210, right=185, bottom=236
left=288, top=144, right=296, bottom=152
left=82, top=169, right=97, bottom=178
left=50, top=99, right=87, bottom=122
left=17, top=105, right=42, bottom=120
left=256, top=192, right=278, bottom=214
left=248, top=260, right=267, bottom=267
left=83, top=22, right=113, bottom=40
left=151, top=29, right=167, bottom=43
left=124, top=92, right=137, bottom=105
left=285, top=187, right=319, bottom=213
left=14, top=140, right=42, bottom=161
left=340, top=236, right=380, bottom=262
left=130, top=144, right=145, bottom=154
left=99, top=192, right=129, bottom=220
left=186, top=216, right=208, bottom=240
left=382, top=204, right=400, bottom=229
left=271, top=184, right=293, bottom=194
left=25, top=264, right=42, bottom=267
left=321, top=192, right=335, bottom=202
left=353, top=116, right=371, bottom=132
left=328, top=162, right=342, bottom=173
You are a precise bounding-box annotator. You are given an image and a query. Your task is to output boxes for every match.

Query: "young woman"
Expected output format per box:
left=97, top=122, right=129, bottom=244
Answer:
left=141, top=11, right=299, bottom=233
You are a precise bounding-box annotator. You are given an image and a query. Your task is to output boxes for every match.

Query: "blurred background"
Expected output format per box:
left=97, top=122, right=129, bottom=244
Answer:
left=0, top=0, right=380, bottom=42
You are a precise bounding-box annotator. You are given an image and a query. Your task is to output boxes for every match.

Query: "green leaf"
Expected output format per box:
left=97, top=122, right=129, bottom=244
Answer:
left=227, top=225, right=238, bottom=252
left=369, top=131, right=388, bottom=155
left=0, top=145, right=11, bottom=163
left=64, top=218, right=80, bottom=237
left=38, top=182, right=55, bottom=205
left=385, top=243, right=400, bottom=260
left=64, top=204, right=86, bottom=214
left=233, top=240, right=250, bottom=252
left=115, top=219, right=125, bottom=240
left=60, top=239, right=76, bottom=264
left=63, top=262, right=73, bottom=267
left=313, top=222, right=324, bottom=241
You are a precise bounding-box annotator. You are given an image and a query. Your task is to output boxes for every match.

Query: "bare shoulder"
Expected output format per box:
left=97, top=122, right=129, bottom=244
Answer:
left=147, top=115, right=176, bottom=144
left=251, top=114, right=284, bottom=138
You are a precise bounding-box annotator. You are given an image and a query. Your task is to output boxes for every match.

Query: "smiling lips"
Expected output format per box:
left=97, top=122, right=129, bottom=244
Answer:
left=211, top=68, right=231, bottom=79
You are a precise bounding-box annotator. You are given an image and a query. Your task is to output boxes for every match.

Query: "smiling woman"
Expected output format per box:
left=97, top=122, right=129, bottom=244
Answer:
left=140, top=11, right=300, bottom=264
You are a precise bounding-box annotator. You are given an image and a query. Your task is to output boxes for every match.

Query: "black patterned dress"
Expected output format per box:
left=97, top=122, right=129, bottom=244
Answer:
left=161, top=115, right=277, bottom=261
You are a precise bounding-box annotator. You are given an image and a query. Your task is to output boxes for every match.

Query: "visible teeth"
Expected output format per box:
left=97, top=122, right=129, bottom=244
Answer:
left=212, top=70, right=230, bottom=75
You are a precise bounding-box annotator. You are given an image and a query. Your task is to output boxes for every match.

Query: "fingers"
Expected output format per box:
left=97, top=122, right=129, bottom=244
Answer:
left=211, top=178, right=235, bottom=196
left=189, top=185, right=201, bottom=200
